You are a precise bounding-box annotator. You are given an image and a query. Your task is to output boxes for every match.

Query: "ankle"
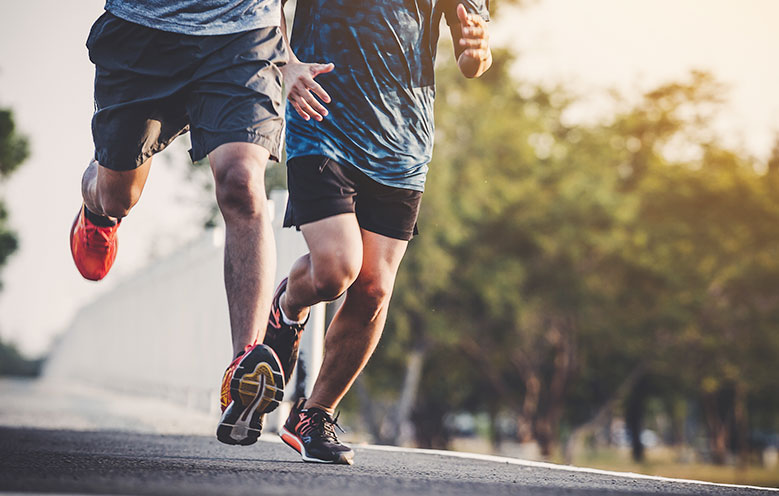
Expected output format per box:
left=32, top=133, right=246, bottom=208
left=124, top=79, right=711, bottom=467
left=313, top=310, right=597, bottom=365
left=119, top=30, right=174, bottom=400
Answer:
left=83, top=205, right=118, bottom=227
left=280, top=292, right=309, bottom=324
left=304, top=399, right=335, bottom=416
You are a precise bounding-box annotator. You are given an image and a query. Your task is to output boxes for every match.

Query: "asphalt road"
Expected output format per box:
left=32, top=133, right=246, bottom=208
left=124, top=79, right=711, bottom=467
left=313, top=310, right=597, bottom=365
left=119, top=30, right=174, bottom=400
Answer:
left=0, top=427, right=775, bottom=496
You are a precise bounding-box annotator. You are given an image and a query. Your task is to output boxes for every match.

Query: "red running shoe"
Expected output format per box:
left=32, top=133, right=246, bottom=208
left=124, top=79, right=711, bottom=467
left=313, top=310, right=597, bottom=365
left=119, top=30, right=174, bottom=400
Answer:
left=217, top=344, right=285, bottom=445
left=69, top=205, right=120, bottom=281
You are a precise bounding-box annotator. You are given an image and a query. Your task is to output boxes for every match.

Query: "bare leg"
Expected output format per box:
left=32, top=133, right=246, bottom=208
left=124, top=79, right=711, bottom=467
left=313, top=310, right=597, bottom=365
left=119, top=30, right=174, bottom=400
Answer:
left=281, top=213, right=364, bottom=321
left=209, top=142, right=275, bottom=357
left=81, top=157, right=152, bottom=219
left=305, top=229, right=409, bottom=413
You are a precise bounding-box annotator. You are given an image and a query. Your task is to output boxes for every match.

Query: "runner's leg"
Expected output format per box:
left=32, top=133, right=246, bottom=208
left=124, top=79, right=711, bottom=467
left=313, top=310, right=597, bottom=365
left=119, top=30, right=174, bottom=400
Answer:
left=304, top=228, right=409, bottom=413
left=281, top=213, right=363, bottom=322
left=81, top=157, right=152, bottom=220
left=209, top=142, right=275, bottom=357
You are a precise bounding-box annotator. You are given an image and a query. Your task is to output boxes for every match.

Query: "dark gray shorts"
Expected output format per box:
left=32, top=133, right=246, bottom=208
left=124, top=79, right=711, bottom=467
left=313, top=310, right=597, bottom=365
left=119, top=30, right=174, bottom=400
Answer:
left=86, top=12, right=287, bottom=170
left=283, top=155, right=422, bottom=241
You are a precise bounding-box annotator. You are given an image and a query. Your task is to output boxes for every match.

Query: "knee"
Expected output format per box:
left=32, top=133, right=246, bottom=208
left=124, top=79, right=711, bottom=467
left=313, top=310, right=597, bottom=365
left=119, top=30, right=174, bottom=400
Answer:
left=311, top=256, right=361, bottom=301
left=213, top=159, right=267, bottom=218
left=349, top=276, right=394, bottom=315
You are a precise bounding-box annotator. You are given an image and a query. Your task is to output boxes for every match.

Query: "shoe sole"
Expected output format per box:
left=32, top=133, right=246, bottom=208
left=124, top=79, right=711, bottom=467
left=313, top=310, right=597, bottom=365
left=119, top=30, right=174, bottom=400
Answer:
left=217, top=345, right=284, bottom=446
left=280, top=426, right=354, bottom=465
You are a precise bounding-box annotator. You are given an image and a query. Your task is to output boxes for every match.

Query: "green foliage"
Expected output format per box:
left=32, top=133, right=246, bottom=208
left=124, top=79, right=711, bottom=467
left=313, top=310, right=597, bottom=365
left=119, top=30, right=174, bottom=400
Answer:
left=0, top=107, right=32, bottom=372
left=0, top=204, right=18, bottom=274
left=0, top=336, right=42, bottom=377
left=0, top=107, right=28, bottom=290
left=0, top=109, right=29, bottom=178
left=363, top=49, right=779, bottom=460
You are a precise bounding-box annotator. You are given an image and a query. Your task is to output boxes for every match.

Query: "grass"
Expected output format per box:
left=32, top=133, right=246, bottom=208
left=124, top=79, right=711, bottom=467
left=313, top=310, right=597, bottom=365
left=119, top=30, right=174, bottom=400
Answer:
left=450, top=438, right=779, bottom=489
left=575, top=447, right=779, bottom=489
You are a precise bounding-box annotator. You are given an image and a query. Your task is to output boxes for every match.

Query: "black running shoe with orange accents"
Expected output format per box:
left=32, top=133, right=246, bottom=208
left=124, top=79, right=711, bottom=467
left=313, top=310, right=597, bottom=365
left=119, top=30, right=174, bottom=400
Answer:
left=264, top=278, right=308, bottom=385
left=280, top=398, right=354, bottom=465
left=216, top=344, right=285, bottom=446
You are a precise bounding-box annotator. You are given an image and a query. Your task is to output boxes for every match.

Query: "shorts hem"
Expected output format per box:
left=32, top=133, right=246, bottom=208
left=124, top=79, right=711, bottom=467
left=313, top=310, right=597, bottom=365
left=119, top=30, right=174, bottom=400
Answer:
left=283, top=204, right=354, bottom=230
left=94, top=127, right=188, bottom=171
left=190, top=130, right=283, bottom=163
left=359, top=224, right=416, bottom=242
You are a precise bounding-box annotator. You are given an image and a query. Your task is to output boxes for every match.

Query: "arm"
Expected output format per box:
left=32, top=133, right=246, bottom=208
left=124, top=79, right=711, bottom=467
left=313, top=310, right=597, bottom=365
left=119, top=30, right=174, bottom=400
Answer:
left=450, top=3, right=492, bottom=78
left=279, top=0, right=335, bottom=121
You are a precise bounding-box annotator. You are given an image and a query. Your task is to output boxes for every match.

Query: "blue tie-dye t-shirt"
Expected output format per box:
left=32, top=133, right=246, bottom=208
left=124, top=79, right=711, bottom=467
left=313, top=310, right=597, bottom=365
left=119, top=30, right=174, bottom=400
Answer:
left=286, top=0, right=489, bottom=192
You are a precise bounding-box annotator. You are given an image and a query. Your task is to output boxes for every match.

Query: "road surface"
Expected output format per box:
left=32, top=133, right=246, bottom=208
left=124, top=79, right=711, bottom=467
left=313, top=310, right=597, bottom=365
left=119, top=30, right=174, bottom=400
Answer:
left=1, top=426, right=775, bottom=495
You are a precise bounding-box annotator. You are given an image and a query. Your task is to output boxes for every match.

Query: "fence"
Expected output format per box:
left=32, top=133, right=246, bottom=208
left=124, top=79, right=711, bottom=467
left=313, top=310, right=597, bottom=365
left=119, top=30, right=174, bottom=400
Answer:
left=44, top=190, right=324, bottom=429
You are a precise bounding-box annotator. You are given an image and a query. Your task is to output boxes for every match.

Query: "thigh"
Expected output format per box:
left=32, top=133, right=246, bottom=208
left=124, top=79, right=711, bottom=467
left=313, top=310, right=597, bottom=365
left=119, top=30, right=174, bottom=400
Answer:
left=301, top=213, right=364, bottom=280
left=187, top=26, right=288, bottom=164
left=353, top=228, right=409, bottom=292
left=208, top=142, right=271, bottom=183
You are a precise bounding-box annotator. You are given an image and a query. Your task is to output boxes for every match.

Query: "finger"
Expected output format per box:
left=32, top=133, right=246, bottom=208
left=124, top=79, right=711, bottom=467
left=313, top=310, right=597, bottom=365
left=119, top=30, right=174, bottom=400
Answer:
left=310, top=62, right=335, bottom=76
left=461, top=25, right=484, bottom=39
left=464, top=48, right=489, bottom=60
left=469, top=13, right=486, bottom=27
left=456, top=4, right=472, bottom=26
left=295, top=95, right=324, bottom=121
left=291, top=101, right=311, bottom=121
left=459, top=37, right=487, bottom=49
left=301, top=90, right=329, bottom=118
left=306, top=78, right=332, bottom=104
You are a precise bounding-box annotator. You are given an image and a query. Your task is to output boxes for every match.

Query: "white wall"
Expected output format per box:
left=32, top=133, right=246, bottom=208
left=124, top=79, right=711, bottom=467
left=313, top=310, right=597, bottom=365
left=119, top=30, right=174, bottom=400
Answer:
left=44, top=191, right=321, bottom=419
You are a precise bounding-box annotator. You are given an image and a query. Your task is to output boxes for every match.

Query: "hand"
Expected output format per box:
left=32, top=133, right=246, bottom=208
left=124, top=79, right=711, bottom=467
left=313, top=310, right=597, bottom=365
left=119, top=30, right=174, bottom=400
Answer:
left=456, top=3, right=491, bottom=68
left=281, top=60, right=335, bottom=121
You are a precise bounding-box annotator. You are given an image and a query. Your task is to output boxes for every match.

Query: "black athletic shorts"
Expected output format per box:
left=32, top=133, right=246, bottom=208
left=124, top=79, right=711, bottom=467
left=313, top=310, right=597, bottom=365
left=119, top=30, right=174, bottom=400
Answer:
left=86, top=12, right=287, bottom=171
left=283, top=155, right=423, bottom=241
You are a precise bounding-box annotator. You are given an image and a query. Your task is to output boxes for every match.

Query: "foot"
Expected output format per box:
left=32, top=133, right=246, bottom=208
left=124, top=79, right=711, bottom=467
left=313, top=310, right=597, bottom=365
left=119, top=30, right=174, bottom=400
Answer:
left=69, top=205, right=120, bottom=281
left=280, top=398, right=354, bottom=465
left=264, top=278, right=308, bottom=385
left=217, top=344, right=285, bottom=446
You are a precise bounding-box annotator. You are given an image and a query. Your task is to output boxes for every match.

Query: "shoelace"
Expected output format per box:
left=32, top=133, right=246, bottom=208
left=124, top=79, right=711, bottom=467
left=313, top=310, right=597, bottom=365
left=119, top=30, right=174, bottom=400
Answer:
left=84, top=224, right=114, bottom=250
left=300, top=408, right=345, bottom=442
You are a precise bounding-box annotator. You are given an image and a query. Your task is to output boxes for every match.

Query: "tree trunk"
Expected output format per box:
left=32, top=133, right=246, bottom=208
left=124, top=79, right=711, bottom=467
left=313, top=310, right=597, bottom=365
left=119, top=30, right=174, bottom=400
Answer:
left=733, top=382, right=749, bottom=469
left=533, top=318, right=575, bottom=458
left=518, top=372, right=540, bottom=443
left=702, top=389, right=730, bottom=465
left=488, top=402, right=502, bottom=452
left=355, top=377, right=384, bottom=442
left=563, top=363, right=647, bottom=464
left=625, top=376, right=648, bottom=462
left=412, top=397, right=450, bottom=449
left=381, top=341, right=427, bottom=445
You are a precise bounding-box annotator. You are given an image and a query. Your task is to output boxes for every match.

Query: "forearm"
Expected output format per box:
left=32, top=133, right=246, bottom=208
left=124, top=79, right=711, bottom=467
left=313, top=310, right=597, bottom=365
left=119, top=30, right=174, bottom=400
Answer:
left=280, top=0, right=300, bottom=63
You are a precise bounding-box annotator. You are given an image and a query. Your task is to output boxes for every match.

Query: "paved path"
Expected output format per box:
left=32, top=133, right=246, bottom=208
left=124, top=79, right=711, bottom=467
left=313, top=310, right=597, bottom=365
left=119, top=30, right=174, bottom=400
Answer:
left=1, top=427, right=775, bottom=495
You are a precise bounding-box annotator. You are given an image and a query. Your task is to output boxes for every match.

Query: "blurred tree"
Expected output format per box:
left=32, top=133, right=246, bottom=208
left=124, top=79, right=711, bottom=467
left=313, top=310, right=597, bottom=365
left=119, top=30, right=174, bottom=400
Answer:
left=0, top=109, right=29, bottom=177
left=0, top=335, right=42, bottom=377
left=0, top=107, right=29, bottom=285
left=360, top=49, right=779, bottom=466
left=0, top=105, right=39, bottom=376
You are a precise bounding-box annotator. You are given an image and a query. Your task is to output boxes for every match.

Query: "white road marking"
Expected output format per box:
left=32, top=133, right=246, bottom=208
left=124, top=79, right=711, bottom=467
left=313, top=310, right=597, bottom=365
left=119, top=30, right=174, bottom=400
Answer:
left=358, top=443, right=779, bottom=492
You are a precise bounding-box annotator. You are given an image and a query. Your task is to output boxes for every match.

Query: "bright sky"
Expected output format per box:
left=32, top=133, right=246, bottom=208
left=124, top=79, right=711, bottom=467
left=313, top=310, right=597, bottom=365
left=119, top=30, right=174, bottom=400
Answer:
left=1, top=0, right=778, bottom=357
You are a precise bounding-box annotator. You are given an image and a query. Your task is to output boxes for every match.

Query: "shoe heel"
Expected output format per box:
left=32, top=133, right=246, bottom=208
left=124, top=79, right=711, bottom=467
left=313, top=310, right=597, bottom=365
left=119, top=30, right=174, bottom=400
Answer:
left=230, top=346, right=284, bottom=416
left=216, top=345, right=284, bottom=446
